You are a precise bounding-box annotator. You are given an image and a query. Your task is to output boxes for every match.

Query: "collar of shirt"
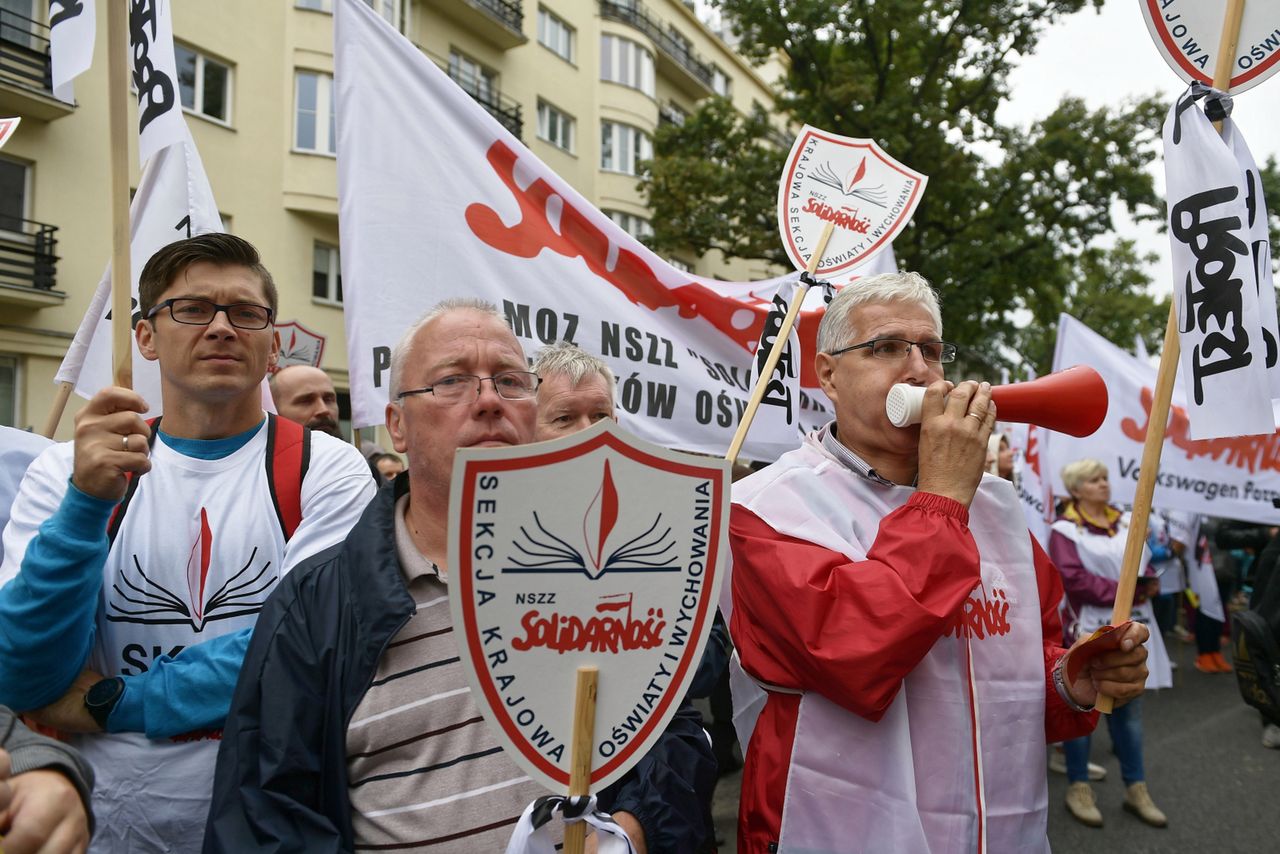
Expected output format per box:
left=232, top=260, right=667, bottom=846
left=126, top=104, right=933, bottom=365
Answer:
left=817, top=420, right=912, bottom=488
left=393, top=492, right=444, bottom=584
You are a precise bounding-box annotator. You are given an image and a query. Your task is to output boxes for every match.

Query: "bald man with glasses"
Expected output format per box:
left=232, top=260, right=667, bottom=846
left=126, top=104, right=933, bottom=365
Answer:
left=0, top=234, right=375, bottom=853
left=725, top=272, right=1151, bottom=853
left=206, top=298, right=715, bottom=853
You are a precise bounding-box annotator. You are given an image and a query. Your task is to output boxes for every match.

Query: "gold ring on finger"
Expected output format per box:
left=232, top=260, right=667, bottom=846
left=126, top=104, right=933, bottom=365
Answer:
left=966, top=411, right=982, bottom=419
left=122, top=434, right=130, bottom=452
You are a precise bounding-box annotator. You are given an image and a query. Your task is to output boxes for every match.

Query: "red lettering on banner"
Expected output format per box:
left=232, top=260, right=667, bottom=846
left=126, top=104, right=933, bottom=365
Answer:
left=464, top=141, right=827, bottom=385
left=1120, top=386, right=1280, bottom=473
left=510, top=599, right=667, bottom=654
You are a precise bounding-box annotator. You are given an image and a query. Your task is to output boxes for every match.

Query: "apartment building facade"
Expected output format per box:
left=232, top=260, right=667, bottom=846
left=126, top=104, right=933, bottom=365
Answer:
left=0, top=0, right=783, bottom=438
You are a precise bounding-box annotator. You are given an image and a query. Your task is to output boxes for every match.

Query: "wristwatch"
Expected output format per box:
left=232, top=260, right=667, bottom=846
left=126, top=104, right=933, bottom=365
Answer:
left=84, top=676, right=126, bottom=729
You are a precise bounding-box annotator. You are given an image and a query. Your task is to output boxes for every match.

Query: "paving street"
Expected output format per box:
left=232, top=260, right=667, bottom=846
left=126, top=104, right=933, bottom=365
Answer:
left=708, top=637, right=1280, bottom=852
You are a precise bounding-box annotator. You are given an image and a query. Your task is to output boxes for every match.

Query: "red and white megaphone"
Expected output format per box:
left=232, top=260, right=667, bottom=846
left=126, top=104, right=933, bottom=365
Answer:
left=885, top=365, right=1108, bottom=438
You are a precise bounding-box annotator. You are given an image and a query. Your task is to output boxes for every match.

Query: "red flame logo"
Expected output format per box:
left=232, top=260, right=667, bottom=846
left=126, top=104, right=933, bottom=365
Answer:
left=583, top=460, right=619, bottom=571
left=185, top=508, right=213, bottom=626
left=844, top=158, right=867, bottom=194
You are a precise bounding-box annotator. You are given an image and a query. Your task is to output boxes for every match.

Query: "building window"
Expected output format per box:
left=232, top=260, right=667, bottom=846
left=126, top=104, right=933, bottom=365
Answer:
left=659, top=101, right=687, bottom=126
left=607, top=211, right=653, bottom=242
left=448, top=50, right=496, bottom=103
left=0, top=354, right=17, bottom=428
left=174, top=43, right=231, bottom=123
left=711, top=66, right=731, bottom=98
left=295, top=0, right=331, bottom=10
left=312, top=242, right=342, bottom=303
left=294, top=71, right=336, bottom=155
left=537, top=100, right=575, bottom=152
left=600, top=35, right=654, bottom=97
left=601, top=121, right=651, bottom=175
left=0, top=157, right=29, bottom=233
left=537, top=7, right=574, bottom=63
left=669, top=257, right=692, bottom=273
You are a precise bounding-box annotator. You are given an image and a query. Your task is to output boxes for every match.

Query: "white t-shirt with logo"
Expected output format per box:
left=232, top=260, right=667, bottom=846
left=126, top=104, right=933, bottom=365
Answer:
left=0, top=420, right=375, bottom=853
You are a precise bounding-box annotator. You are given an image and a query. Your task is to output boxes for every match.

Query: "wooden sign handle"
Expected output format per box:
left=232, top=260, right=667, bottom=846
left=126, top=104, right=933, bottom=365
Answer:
left=1094, top=0, right=1246, bottom=715
left=563, top=665, right=598, bottom=854
left=107, top=0, right=133, bottom=389
left=724, top=222, right=835, bottom=465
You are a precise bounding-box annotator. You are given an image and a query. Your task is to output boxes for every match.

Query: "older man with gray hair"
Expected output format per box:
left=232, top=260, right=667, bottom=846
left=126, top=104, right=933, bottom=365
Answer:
left=726, top=271, right=1153, bottom=852
left=207, top=298, right=715, bottom=853
left=532, top=341, right=616, bottom=441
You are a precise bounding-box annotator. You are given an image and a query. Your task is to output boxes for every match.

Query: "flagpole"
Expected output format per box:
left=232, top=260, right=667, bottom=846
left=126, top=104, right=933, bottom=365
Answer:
left=563, top=666, right=598, bottom=854
left=107, top=0, right=133, bottom=389
left=1095, top=0, right=1245, bottom=715
left=40, top=381, right=74, bottom=438
left=724, top=222, right=835, bottom=466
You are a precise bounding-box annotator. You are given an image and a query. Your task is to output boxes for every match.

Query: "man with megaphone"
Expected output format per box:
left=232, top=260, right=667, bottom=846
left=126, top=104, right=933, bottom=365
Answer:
left=724, top=271, right=1152, bottom=853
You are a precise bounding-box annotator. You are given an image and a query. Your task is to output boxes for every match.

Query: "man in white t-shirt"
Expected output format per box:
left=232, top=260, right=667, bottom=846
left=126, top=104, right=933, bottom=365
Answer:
left=0, top=233, right=375, bottom=853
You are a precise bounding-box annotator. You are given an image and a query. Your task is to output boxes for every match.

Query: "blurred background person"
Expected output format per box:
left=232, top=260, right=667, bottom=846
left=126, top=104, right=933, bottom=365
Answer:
left=1049, top=458, right=1170, bottom=829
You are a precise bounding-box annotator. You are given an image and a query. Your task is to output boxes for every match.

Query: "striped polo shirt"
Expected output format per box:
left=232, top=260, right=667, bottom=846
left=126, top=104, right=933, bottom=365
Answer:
left=346, top=494, right=557, bottom=850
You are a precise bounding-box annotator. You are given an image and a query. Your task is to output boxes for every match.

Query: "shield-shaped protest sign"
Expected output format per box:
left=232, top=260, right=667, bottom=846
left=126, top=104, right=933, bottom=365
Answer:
left=777, top=124, right=926, bottom=280
left=447, top=419, right=730, bottom=792
left=272, top=320, right=326, bottom=371
left=1140, top=0, right=1280, bottom=94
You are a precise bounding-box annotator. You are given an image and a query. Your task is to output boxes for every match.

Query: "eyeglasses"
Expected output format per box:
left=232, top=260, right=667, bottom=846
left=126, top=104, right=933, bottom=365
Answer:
left=828, top=337, right=958, bottom=363
left=146, top=298, right=274, bottom=330
left=397, top=371, right=542, bottom=404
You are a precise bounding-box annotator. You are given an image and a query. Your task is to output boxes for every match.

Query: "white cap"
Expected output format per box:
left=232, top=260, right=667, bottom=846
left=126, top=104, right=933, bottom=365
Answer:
left=885, top=384, right=926, bottom=427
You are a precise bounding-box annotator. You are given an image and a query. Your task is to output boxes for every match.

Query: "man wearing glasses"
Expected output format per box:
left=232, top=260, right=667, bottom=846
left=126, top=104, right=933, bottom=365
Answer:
left=206, top=299, right=715, bottom=852
left=0, top=234, right=375, bottom=853
left=725, top=272, right=1151, bottom=852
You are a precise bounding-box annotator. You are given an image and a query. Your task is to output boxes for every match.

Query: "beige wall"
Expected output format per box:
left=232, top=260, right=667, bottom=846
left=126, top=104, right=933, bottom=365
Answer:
left=2, top=0, right=785, bottom=439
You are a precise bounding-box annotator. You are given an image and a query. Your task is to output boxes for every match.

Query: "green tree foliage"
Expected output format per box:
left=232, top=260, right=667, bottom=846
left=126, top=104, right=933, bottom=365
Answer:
left=641, top=0, right=1194, bottom=373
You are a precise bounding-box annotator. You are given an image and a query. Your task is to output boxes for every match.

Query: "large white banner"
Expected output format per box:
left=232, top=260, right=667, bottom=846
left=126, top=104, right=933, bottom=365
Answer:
left=55, top=125, right=224, bottom=416
left=335, top=0, right=847, bottom=461
left=1050, top=314, right=1280, bottom=525
left=1163, top=84, right=1277, bottom=439
left=48, top=0, right=95, bottom=103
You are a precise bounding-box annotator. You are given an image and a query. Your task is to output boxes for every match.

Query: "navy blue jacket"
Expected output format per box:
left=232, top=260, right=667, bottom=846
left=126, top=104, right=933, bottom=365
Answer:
left=204, top=478, right=716, bottom=852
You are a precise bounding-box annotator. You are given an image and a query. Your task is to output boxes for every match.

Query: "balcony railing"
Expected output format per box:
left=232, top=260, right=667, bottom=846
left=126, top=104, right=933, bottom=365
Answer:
left=440, top=61, right=523, bottom=140
left=599, top=0, right=714, bottom=90
left=468, top=0, right=523, bottom=33
left=0, top=219, right=59, bottom=292
left=0, top=7, right=53, bottom=94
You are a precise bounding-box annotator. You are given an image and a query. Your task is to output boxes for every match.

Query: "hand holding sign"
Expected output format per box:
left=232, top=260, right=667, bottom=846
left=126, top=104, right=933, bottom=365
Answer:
left=1062, top=621, right=1151, bottom=709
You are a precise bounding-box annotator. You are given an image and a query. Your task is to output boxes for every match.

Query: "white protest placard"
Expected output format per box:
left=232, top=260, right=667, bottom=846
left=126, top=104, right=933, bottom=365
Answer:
left=1163, top=84, right=1276, bottom=440
left=1141, top=0, right=1280, bottom=94
left=55, top=125, right=224, bottom=414
left=0, top=117, right=19, bottom=149
left=273, top=320, right=327, bottom=372
left=130, top=0, right=184, bottom=167
left=776, top=125, right=926, bottom=281
left=334, top=0, right=836, bottom=462
left=1049, top=313, right=1280, bottom=525
left=447, top=419, right=730, bottom=793
left=49, top=0, right=95, bottom=104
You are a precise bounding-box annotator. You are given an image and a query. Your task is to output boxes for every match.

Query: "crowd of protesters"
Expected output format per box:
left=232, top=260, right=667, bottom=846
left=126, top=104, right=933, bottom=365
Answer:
left=0, top=236, right=1274, bottom=854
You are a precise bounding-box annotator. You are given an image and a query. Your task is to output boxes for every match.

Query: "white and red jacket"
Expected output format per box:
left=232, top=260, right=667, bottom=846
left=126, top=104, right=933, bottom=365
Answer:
left=725, top=432, right=1097, bottom=853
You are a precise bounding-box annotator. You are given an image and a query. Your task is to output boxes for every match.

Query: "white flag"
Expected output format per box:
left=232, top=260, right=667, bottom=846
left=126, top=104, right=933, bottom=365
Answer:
left=1221, top=118, right=1280, bottom=402
left=1048, top=313, right=1280, bottom=525
left=1004, top=421, right=1053, bottom=547
left=335, top=0, right=833, bottom=461
left=55, top=124, right=224, bottom=416
left=130, top=0, right=184, bottom=166
left=49, top=0, right=95, bottom=104
left=1163, top=84, right=1275, bottom=439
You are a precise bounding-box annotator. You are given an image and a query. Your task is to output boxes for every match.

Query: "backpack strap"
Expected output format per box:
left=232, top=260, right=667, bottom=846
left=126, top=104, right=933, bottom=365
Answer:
left=107, top=417, right=162, bottom=547
left=265, top=413, right=310, bottom=541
